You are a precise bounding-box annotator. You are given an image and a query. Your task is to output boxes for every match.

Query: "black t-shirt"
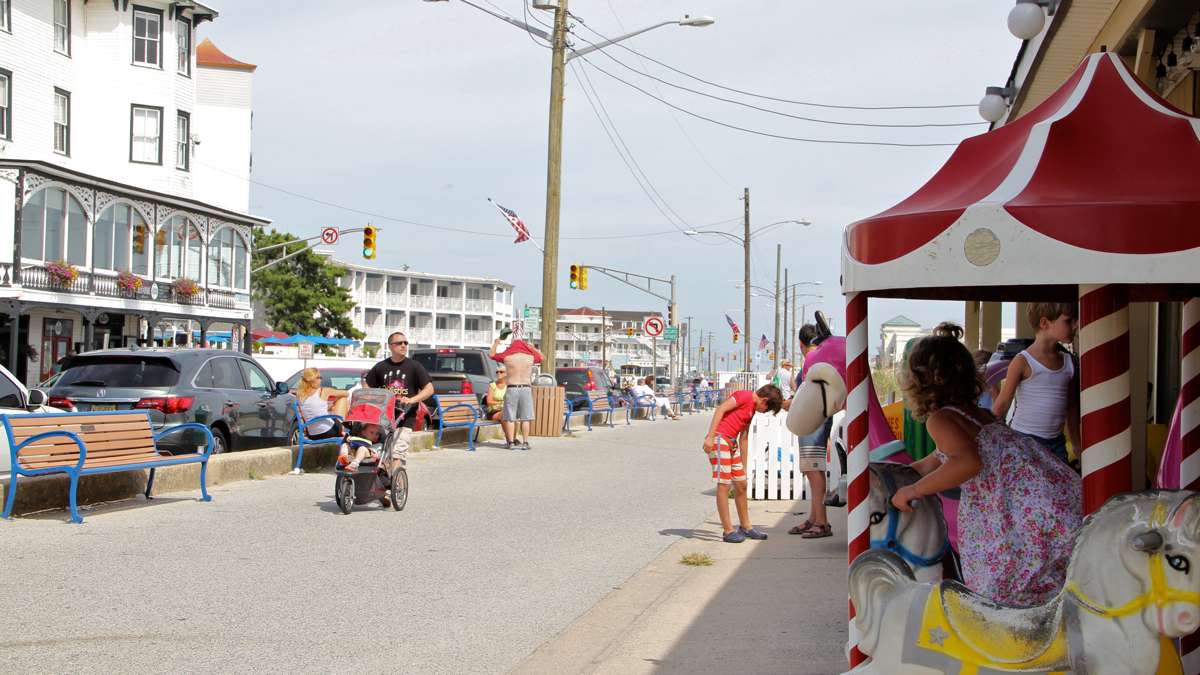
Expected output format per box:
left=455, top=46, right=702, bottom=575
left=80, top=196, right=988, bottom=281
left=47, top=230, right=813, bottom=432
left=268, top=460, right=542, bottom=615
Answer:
left=365, top=356, right=432, bottom=429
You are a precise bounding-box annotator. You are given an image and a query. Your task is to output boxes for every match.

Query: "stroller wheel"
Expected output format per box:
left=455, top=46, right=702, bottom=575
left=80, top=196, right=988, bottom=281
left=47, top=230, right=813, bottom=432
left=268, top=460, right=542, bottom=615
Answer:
left=337, top=476, right=355, bottom=515
left=390, top=468, right=408, bottom=511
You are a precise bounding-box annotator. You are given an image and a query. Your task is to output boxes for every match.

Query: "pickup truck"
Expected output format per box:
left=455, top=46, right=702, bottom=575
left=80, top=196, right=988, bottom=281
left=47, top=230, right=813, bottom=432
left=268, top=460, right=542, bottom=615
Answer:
left=409, top=348, right=497, bottom=405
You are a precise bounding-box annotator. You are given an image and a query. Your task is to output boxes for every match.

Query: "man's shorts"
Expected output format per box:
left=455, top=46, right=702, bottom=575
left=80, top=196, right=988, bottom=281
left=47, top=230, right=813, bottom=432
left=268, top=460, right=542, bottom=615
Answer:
left=796, top=417, right=832, bottom=472
left=707, top=435, right=747, bottom=485
left=503, top=385, right=535, bottom=422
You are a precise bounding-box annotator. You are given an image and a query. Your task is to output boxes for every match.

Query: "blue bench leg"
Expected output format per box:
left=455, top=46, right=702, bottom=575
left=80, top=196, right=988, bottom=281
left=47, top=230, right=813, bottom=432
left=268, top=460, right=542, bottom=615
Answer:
left=468, top=422, right=477, bottom=452
left=293, top=439, right=305, bottom=473
left=199, top=459, right=212, bottom=502
left=563, top=412, right=570, bottom=433
left=145, top=467, right=156, bottom=499
left=67, top=472, right=83, bottom=524
left=2, top=472, right=17, bottom=519
left=436, top=425, right=444, bottom=449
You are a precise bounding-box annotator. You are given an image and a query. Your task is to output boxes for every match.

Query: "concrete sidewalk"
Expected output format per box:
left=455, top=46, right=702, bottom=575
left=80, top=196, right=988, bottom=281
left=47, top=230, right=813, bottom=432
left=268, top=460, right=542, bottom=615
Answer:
left=514, top=497, right=849, bottom=675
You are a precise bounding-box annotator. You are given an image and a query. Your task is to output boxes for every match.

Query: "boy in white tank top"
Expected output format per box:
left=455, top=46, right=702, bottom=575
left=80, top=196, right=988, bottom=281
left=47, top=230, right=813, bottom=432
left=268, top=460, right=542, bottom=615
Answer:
left=991, top=302, right=1080, bottom=465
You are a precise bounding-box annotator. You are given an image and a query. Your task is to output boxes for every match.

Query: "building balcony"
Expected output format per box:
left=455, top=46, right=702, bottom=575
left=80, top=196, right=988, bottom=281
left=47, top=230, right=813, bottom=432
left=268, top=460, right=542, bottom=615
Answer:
left=463, top=330, right=491, bottom=345
left=410, top=295, right=435, bottom=310
left=13, top=263, right=250, bottom=311
left=436, top=297, right=464, bottom=312
left=465, top=298, right=493, bottom=313
left=387, top=293, right=408, bottom=307
left=407, top=328, right=434, bottom=344
left=364, top=291, right=386, bottom=306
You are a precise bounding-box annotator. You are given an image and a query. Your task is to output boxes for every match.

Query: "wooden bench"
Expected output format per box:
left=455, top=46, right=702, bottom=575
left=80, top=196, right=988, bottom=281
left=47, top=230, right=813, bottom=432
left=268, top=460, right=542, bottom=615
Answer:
left=1, top=411, right=215, bottom=524
left=432, top=394, right=498, bottom=452
left=563, top=391, right=621, bottom=432
left=290, top=401, right=343, bottom=474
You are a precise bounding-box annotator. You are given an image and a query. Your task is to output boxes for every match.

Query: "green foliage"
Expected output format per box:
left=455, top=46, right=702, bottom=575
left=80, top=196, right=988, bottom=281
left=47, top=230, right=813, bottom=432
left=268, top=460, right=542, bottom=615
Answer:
left=251, top=227, right=364, bottom=342
left=872, top=367, right=902, bottom=406
left=363, top=344, right=379, bottom=359
left=680, top=552, right=714, bottom=567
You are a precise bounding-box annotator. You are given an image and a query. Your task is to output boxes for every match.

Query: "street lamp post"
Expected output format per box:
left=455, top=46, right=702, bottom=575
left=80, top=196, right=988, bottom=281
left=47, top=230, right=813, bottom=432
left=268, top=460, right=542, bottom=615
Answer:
left=425, top=0, right=713, bottom=376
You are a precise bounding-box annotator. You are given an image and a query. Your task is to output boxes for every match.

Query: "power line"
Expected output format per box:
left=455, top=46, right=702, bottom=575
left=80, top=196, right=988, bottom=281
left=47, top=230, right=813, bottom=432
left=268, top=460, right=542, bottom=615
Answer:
left=568, top=14, right=977, bottom=112
left=577, top=57, right=960, bottom=148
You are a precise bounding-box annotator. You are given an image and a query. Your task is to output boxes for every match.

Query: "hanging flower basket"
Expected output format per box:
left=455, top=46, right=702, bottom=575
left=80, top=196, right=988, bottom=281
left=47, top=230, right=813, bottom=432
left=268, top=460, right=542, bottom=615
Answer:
left=117, top=270, right=143, bottom=296
left=172, top=277, right=201, bottom=300
left=46, top=260, right=78, bottom=287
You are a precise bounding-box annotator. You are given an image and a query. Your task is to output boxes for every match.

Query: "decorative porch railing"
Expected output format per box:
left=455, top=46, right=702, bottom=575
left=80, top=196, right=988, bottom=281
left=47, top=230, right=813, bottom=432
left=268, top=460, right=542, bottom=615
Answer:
left=13, top=263, right=250, bottom=311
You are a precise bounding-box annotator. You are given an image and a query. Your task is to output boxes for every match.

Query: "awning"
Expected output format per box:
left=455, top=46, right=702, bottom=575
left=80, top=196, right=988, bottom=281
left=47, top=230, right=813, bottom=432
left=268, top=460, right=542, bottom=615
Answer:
left=257, top=334, right=359, bottom=347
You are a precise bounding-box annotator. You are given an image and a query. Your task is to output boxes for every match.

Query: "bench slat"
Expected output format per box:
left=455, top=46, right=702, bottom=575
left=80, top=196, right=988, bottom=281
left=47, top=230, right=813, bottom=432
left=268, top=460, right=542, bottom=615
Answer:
left=22, top=450, right=163, bottom=470
left=19, top=440, right=157, bottom=460
left=9, top=423, right=156, bottom=444
left=17, top=429, right=154, bottom=448
left=7, top=413, right=148, bottom=428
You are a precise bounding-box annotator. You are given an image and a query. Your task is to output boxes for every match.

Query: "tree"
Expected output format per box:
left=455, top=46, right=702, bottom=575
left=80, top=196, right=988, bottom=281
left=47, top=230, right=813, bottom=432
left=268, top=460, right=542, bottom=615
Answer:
left=251, top=227, right=364, bottom=342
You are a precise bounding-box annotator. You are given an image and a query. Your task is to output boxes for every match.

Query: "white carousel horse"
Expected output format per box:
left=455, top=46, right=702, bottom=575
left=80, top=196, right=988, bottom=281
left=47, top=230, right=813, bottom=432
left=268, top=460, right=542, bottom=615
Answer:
left=866, top=462, right=949, bottom=584
left=845, top=490, right=1200, bottom=674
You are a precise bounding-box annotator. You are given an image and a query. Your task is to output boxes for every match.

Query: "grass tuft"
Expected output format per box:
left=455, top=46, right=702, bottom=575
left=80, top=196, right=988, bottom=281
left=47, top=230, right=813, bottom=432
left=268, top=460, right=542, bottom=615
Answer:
left=248, top=469, right=263, bottom=481
left=680, top=552, right=714, bottom=567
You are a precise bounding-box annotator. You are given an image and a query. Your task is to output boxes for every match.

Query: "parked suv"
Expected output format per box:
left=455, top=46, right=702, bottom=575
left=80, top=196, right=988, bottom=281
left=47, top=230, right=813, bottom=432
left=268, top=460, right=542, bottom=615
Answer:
left=410, top=348, right=497, bottom=403
left=556, top=367, right=621, bottom=410
left=46, top=348, right=297, bottom=455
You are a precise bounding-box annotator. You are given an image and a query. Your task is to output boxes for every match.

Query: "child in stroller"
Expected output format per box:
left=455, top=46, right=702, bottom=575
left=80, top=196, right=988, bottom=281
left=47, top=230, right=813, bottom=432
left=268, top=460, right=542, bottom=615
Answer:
left=333, top=388, right=409, bottom=514
left=339, top=421, right=383, bottom=472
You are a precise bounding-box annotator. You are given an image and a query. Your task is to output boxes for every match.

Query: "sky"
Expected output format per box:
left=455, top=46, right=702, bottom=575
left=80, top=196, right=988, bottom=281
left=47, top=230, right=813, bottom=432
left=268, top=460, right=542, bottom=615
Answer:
left=201, top=1, right=1022, bottom=363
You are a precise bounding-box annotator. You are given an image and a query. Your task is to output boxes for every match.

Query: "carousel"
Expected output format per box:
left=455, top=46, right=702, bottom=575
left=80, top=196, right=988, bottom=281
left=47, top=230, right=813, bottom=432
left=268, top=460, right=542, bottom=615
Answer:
left=787, top=52, right=1200, bottom=674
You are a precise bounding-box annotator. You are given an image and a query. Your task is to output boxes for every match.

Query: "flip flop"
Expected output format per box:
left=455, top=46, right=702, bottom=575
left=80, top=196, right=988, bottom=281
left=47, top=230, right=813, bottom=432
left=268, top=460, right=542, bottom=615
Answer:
left=788, top=520, right=816, bottom=535
left=801, top=523, right=833, bottom=539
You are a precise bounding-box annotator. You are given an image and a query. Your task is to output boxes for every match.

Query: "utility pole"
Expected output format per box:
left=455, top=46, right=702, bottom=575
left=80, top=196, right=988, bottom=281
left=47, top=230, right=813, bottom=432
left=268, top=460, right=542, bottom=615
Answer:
left=708, top=333, right=714, bottom=372
left=539, top=0, right=569, bottom=377
left=774, top=243, right=781, bottom=372
left=669, top=273, right=677, bottom=387
left=743, top=187, right=751, bottom=372
left=601, top=306, right=607, bottom=371
left=783, top=268, right=789, bottom=361
left=685, top=315, right=694, bottom=376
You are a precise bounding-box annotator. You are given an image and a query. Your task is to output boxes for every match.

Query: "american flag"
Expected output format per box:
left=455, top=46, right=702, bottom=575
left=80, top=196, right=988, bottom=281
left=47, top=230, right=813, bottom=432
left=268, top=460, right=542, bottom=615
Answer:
left=725, top=314, right=740, bottom=335
left=758, top=334, right=769, bottom=352
left=493, top=202, right=531, bottom=244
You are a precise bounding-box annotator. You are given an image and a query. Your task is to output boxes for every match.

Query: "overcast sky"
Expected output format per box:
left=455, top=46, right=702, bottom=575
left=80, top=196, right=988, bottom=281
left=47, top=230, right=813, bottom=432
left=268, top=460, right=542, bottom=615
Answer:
left=202, top=1, right=1022, bottom=363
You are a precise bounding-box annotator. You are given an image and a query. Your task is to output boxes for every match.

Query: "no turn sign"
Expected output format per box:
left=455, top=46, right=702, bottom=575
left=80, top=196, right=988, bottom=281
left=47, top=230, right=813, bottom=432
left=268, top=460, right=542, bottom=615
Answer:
left=643, top=316, right=665, bottom=337
left=321, top=227, right=339, bottom=245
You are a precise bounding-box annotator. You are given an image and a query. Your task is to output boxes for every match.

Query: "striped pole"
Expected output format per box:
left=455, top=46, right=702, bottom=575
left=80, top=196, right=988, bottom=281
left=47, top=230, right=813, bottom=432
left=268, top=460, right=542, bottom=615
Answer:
left=1180, top=299, right=1200, bottom=675
left=845, top=292, right=870, bottom=668
left=1078, top=284, right=1131, bottom=515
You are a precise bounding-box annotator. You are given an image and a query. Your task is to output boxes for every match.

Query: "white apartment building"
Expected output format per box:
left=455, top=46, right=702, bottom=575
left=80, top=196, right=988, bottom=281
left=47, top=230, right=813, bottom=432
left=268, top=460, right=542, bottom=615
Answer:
left=524, top=306, right=681, bottom=376
left=0, top=1, right=264, bottom=385
left=335, top=258, right=514, bottom=352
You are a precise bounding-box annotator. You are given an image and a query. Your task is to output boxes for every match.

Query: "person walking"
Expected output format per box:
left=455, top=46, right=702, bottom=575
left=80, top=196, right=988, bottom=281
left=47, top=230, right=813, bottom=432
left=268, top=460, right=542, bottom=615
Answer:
left=490, top=332, right=544, bottom=450
left=365, top=331, right=434, bottom=473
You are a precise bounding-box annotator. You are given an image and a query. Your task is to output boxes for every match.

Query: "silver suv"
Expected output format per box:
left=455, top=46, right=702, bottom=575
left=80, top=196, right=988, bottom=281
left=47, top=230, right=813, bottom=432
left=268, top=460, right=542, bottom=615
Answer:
left=46, top=348, right=297, bottom=455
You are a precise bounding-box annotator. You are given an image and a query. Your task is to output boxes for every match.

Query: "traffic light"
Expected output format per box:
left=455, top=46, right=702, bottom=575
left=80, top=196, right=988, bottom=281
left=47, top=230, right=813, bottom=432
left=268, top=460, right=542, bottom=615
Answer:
left=733, top=333, right=739, bottom=343
left=569, top=263, right=580, bottom=289
left=362, top=225, right=377, bottom=260
left=625, top=327, right=634, bottom=337
left=668, top=304, right=676, bottom=325
left=700, top=346, right=705, bottom=353
left=579, top=266, right=588, bottom=290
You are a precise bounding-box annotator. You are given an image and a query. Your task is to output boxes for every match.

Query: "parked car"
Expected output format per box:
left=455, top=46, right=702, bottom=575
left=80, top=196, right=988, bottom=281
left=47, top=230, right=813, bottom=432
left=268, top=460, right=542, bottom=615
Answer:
left=283, top=367, right=363, bottom=397
left=410, top=348, right=497, bottom=404
left=46, top=348, right=297, bottom=455
left=556, top=367, right=622, bottom=411
left=0, top=364, right=65, bottom=474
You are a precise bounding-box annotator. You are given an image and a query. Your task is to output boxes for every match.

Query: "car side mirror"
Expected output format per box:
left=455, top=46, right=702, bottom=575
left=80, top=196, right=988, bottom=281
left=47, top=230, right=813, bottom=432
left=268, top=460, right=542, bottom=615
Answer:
left=27, top=388, right=47, bottom=409
left=274, top=381, right=289, bottom=396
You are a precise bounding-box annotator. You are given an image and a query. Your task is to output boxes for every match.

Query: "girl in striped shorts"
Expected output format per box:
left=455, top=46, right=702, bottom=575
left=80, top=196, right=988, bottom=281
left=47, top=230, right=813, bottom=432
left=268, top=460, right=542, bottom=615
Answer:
left=704, top=384, right=784, bottom=543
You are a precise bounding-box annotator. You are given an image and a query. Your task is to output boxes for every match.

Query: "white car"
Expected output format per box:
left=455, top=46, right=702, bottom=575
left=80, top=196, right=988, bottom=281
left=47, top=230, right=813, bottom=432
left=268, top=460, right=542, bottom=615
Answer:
left=0, top=366, right=62, bottom=475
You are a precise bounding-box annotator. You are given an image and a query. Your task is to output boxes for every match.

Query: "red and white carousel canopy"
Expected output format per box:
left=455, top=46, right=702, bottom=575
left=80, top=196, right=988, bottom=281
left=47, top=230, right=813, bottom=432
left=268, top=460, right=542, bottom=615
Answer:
left=843, top=52, right=1200, bottom=295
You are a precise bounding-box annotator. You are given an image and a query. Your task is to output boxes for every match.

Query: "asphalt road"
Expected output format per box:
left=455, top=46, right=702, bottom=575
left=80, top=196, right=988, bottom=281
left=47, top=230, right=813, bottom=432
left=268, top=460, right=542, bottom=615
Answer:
left=0, top=415, right=725, bottom=674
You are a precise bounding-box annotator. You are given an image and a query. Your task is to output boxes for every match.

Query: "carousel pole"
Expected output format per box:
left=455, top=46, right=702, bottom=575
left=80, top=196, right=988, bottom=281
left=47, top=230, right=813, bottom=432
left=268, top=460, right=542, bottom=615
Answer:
left=1180, top=299, right=1200, bottom=674
left=1078, top=284, right=1132, bottom=515
left=844, top=291, right=870, bottom=668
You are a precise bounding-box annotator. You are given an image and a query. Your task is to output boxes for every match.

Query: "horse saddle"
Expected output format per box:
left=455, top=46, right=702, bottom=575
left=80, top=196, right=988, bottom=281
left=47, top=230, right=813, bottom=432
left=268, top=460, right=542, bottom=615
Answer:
left=905, top=582, right=1069, bottom=673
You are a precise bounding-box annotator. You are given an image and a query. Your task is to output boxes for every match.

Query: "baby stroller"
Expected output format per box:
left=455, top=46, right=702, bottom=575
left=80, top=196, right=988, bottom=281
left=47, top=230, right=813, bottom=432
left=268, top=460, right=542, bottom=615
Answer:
left=333, top=388, right=409, bottom=515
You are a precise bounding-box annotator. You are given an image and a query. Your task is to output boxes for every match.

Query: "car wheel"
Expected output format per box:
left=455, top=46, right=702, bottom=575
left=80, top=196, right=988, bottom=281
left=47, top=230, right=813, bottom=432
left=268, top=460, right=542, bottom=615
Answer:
left=210, top=427, right=229, bottom=455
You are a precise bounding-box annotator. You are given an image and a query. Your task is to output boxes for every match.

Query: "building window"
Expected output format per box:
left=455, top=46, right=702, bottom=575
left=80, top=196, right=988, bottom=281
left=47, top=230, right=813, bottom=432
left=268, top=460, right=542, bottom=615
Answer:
left=19, top=187, right=87, bottom=265
left=53, top=89, right=69, bottom=155
left=175, top=111, right=189, bottom=170
left=466, top=287, right=481, bottom=300
left=436, top=285, right=449, bottom=298
left=436, top=316, right=448, bottom=330
left=155, top=215, right=203, bottom=281
left=0, top=0, right=11, bottom=32
left=0, top=69, right=10, bottom=140
left=206, top=226, right=248, bottom=290
left=175, top=18, right=191, bottom=75
left=94, top=203, right=150, bottom=273
left=409, top=315, right=417, bottom=328
left=132, top=7, right=162, bottom=67
left=53, top=0, right=69, bottom=55
left=465, top=318, right=480, bottom=331
left=130, top=105, right=162, bottom=164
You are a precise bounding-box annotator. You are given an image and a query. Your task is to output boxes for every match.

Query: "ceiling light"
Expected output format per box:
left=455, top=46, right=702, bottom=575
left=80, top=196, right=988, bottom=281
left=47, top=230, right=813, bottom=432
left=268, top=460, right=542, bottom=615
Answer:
left=978, top=86, right=1013, bottom=123
left=1007, top=0, right=1059, bottom=41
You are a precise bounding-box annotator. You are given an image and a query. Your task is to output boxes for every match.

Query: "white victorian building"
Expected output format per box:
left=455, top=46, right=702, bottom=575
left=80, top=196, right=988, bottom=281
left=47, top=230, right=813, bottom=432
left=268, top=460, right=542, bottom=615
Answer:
left=0, top=1, right=265, bottom=385
left=334, top=258, right=515, bottom=352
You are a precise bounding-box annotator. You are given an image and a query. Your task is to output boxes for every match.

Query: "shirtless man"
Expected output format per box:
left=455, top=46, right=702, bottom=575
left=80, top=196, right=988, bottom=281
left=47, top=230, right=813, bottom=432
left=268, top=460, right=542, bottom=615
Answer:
left=490, top=334, right=545, bottom=450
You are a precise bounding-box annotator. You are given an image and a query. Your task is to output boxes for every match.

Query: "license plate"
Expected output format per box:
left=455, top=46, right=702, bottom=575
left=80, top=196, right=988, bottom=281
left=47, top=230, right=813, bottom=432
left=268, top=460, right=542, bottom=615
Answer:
left=90, top=403, right=116, bottom=412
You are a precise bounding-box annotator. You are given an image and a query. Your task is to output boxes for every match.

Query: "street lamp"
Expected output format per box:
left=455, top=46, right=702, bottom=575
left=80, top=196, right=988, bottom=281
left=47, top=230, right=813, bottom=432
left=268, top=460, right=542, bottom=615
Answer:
left=685, top=217, right=809, bottom=372
left=426, top=0, right=713, bottom=376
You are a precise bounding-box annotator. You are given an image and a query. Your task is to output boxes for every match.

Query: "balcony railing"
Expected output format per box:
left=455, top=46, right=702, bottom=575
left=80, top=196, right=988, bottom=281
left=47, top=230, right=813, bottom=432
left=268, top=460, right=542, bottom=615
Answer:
left=15, top=263, right=249, bottom=310
left=435, top=329, right=463, bottom=344
left=465, top=298, right=493, bottom=313
left=407, top=328, right=434, bottom=344
left=364, top=292, right=386, bottom=306
left=410, top=295, right=435, bottom=309
left=387, top=293, right=407, bottom=307
left=436, top=297, right=464, bottom=311
left=463, top=330, right=492, bottom=345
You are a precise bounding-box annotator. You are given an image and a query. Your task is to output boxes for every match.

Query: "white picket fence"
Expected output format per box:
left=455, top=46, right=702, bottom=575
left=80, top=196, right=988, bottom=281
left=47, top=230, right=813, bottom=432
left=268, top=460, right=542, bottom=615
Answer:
left=744, top=411, right=811, bottom=500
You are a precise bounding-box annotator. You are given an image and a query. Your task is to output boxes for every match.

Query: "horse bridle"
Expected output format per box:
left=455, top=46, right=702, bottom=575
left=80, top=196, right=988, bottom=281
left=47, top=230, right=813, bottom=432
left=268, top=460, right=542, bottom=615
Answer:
left=870, top=468, right=950, bottom=569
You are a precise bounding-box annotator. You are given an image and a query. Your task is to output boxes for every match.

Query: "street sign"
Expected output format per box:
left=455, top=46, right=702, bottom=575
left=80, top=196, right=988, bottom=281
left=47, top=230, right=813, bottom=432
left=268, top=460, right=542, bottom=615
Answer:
left=643, top=316, right=665, bottom=337
left=298, top=342, right=314, bottom=360
left=321, top=227, right=339, bottom=245
left=663, top=326, right=679, bottom=342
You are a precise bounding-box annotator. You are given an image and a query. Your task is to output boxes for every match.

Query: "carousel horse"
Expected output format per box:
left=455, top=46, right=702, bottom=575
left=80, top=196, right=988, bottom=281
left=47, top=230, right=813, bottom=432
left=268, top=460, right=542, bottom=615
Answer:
left=867, top=462, right=949, bottom=584
left=845, top=490, right=1200, bottom=675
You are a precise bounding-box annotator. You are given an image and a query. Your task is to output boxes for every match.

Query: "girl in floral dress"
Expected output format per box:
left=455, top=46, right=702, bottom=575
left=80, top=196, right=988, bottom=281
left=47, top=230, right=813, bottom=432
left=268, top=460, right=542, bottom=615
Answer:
left=890, top=323, right=1082, bottom=606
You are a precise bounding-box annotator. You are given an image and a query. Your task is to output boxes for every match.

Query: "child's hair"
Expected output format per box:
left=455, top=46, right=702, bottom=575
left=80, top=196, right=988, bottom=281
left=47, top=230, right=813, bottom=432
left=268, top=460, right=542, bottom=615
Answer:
left=754, top=384, right=784, bottom=414
left=902, top=322, right=983, bottom=420
left=1026, top=302, right=1077, bottom=331
left=798, top=324, right=819, bottom=348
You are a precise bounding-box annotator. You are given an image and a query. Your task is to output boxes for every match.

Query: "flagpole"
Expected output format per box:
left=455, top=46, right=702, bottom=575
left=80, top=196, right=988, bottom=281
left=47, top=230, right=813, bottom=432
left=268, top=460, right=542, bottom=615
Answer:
left=488, top=198, right=546, bottom=253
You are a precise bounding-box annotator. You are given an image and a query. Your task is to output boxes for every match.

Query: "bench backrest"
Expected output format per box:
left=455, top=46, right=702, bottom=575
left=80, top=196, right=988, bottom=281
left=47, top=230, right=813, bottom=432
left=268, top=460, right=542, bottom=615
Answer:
left=4, top=412, right=157, bottom=471
left=588, top=391, right=612, bottom=410
left=435, top=394, right=482, bottom=424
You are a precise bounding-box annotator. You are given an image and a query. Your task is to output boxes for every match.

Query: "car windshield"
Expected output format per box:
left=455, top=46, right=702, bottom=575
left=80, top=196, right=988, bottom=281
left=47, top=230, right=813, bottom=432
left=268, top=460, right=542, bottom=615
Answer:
left=413, top=353, right=487, bottom=376
left=326, top=372, right=361, bottom=389
left=57, top=356, right=180, bottom=388
left=556, top=371, right=588, bottom=388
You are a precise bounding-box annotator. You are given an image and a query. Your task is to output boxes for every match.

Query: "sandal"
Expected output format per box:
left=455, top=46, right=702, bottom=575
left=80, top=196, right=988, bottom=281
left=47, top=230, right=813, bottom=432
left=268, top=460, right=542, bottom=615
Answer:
left=788, top=520, right=816, bottom=535
left=801, top=523, right=833, bottom=539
